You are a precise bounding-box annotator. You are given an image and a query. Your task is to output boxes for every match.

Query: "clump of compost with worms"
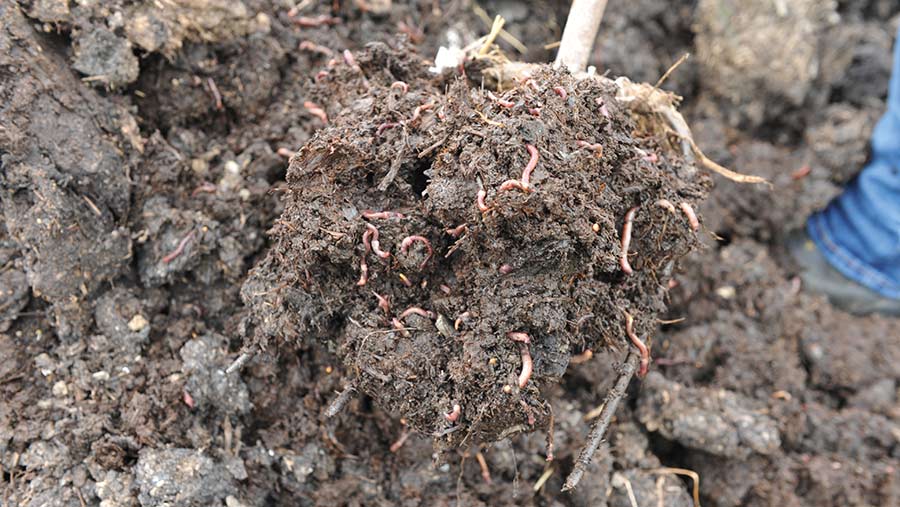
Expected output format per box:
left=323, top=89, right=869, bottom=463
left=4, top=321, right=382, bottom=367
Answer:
left=241, top=42, right=710, bottom=454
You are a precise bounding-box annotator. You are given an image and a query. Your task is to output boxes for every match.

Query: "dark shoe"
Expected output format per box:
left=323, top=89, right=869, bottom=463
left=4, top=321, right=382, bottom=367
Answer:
left=786, top=227, right=900, bottom=316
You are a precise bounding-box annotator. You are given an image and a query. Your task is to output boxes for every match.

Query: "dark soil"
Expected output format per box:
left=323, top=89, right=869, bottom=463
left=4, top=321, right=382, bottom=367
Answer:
left=2, top=1, right=899, bottom=507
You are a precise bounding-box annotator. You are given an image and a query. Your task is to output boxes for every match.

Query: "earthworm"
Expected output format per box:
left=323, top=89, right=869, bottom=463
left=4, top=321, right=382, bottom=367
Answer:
left=183, top=390, right=195, bottom=409
left=522, top=144, right=539, bottom=188
left=679, top=202, right=700, bottom=231
left=570, top=349, right=593, bottom=364
left=475, top=452, right=492, bottom=485
left=400, top=307, right=434, bottom=320
left=445, top=224, right=468, bottom=237
left=162, top=230, right=195, bottom=263
left=620, top=206, right=639, bottom=275
left=398, top=273, right=412, bottom=287
left=391, top=317, right=410, bottom=336
left=356, top=256, right=369, bottom=286
left=552, top=86, right=567, bottom=99
left=476, top=189, right=490, bottom=212
left=342, top=49, right=358, bottom=68
left=577, top=140, right=604, bottom=156
left=292, top=15, right=341, bottom=27
left=191, top=182, right=217, bottom=197
left=499, top=264, right=514, bottom=274
left=372, top=291, right=390, bottom=315
left=445, top=403, right=462, bottom=422
left=400, top=235, right=433, bottom=269
left=528, top=107, right=541, bottom=117
left=365, top=224, right=390, bottom=259
left=791, top=165, right=811, bottom=180
left=643, top=152, right=659, bottom=163
left=523, top=78, right=541, bottom=91
left=207, top=78, right=223, bottom=111
left=499, top=179, right=528, bottom=192
left=276, top=147, right=294, bottom=158
left=303, top=101, right=328, bottom=123
left=507, top=331, right=531, bottom=343
left=376, top=122, right=401, bottom=136
left=655, top=199, right=676, bottom=214
left=390, top=81, right=409, bottom=94
left=314, top=70, right=329, bottom=82
left=624, top=311, right=650, bottom=377
left=389, top=426, right=410, bottom=453
left=454, top=311, right=470, bottom=331
left=517, top=342, right=533, bottom=388
left=437, top=106, right=446, bottom=121
left=363, top=210, right=406, bottom=220
left=486, top=91, right=515, bottom=108
left=409, top=102, right=434, bottom=123
left=439, top=284, right=452, bottom=295
left=298, top=40, right=334, bottom=56
left=520, top=399, right=536, bottom=425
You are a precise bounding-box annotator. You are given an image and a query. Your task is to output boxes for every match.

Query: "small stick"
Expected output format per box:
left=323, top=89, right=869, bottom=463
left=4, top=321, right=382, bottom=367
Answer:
left=562, top=351, right=640, bottom=492
left=486, top=91, right=516, bottom=108
left=162, top=230, right=195, bottom=263
left=226, top=352, right=253, bottom=374
left=325, top=386, right=357, bottom=418
left=475, top=452, right=493, bottom=485
left=445, top=403, right=462, bottom=422
left=363, top=210, right=406, bottom=220
left=679, top=202, right=700, bottom=231
left=373, top=291, right=391, bottom=315
left=400, top=307, right=434, bottom=320
left=400, top=236, right=433, bottom=269
left=624, top=311, right=650, bottom=377
left=207, top=78, right=224, bottom=111
left=554, top=0, right=609, bottom=73
left=620, top=206, right=639, bottom=275
left=303, top=101, right=328, bottom=123
left=391, top=81, right=409, bottom=94
left=546, top=408, right=556, bottom=461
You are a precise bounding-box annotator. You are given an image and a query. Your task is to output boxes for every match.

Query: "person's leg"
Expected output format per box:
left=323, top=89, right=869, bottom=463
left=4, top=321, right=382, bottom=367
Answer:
left=804, top=26, right=900, bottom=302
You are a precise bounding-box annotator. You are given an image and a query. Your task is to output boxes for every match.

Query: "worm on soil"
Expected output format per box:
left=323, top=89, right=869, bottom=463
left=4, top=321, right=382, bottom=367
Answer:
left=362, top=210, right=405, bottom=220
left=292, top=15, right=341, bottom=27
left=314, top=70, right=329, bottom=82
left=499, top=179, right=528, bottom=193
left=486, top=90, right=516, bottom=108
left=552, top=86, right=567, bottom=99
left=356, top=256, right=369, bottom=286
left=477, top=188, right=490, bottom=212
left=303, top=101, right=328, bottom=123
left=276, top=147, right=294, bottom=158
left=376, top=122, right=401, bottom=136
left=445, top=224, right=468, bottom=237
left=576, top=140, right=604, bottom=157
left=400, top=235, right=433, bottom=269
left=298, top=40, right=334, bottom=56
left=372, top=291, right=390, bottom=315
left=191, top=182, right=217, bottom=197
left=365, top=224, right=391, bottom=259
left=655, top=199, right=676, bottom=214
left=445, top=403, right=462, bottom=422
left=679, top=202, right=700, bottom=231
left=620, top=206, right=640, bottom=275
left=390, top=81, right=409, bottom=94
left=516, top=342, right=533, bottom=388
left=499, top=264, right=514, bottom=274
left=507, top=332, right=531, bottom=343
left=400, top=307, right=434, bottom=320
left=624, top=311, right=650, bottom=377
left=162, top=230, right=195, bottom=263
left=522, top=143, right=539, bottom=188
left=389, top=426, right=410, bottom=453
left=409, top=102, right=434, bottom=123
left=391, top=317, right=410, bottom=337
left=454, top=312, right=470, bottom=331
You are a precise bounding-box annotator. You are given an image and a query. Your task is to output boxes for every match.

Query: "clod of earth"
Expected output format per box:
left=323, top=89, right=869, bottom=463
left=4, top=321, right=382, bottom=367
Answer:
left=241, top=43, right=710, bottom=455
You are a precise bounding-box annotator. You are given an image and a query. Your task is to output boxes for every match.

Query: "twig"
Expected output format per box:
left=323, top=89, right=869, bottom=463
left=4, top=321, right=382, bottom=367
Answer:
left=226, top=352, right=253, bottom=374
left=647, top=467, right=702, bottom=507
left=562, top=351, right=640, bottom=492
left=654, top=53, right=691, bottom=89
left=325, top=386, right=357, bottom=418
left=554, top=0, right=609, bottom=73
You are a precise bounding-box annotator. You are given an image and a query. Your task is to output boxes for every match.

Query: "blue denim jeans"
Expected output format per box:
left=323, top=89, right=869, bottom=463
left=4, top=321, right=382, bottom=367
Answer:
left=807, top=27, right=900, bottom=300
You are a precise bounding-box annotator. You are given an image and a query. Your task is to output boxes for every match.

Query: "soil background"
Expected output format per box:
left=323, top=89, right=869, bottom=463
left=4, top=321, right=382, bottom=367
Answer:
left=2, top=1, right=899, bottom=506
